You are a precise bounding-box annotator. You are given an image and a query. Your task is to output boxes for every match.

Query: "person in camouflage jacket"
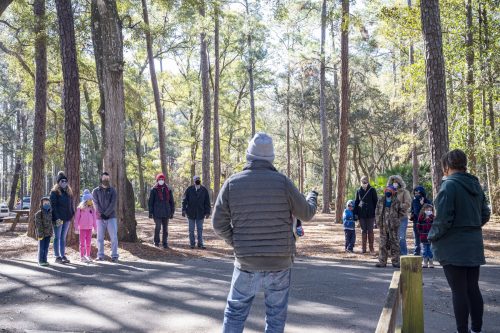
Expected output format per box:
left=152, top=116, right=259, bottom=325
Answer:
left=35, top=197, right=53, bottom=266
left=375, top=186, right=406, bottom=268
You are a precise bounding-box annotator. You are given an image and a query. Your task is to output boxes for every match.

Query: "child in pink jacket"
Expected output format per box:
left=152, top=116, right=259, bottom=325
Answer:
left=74, top=189, right=97, bottom=262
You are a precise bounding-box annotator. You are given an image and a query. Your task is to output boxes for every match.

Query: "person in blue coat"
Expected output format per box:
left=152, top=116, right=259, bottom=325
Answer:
left=410, top=185, right=432, bottom=255
left=428, top=149, right=490, bottom=333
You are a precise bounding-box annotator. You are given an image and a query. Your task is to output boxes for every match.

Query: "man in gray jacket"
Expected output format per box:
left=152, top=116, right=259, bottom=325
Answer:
left=212, top=132, right=318, bottom=333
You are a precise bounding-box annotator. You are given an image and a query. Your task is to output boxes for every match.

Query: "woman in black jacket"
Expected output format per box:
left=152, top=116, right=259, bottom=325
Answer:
left=49, top=171, right=75, bottom=264
left=354, top=176, right=379, bottom=253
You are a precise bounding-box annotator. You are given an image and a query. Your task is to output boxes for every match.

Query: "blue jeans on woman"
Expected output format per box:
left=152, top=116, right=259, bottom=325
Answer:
left=223, top=267, right=291, bottom=333
left=398, top=217, right=408, bottom=255
left=38, top=236, right=51, bottom=263
left=188, top=218, right=204, bottom=247
left=413, top=222, right=421, bottom=255
left=53, top=220, right=70, bottom=258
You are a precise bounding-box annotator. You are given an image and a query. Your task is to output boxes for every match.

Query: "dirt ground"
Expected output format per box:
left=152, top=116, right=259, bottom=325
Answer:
left=1, top=211, right=499, bottom=265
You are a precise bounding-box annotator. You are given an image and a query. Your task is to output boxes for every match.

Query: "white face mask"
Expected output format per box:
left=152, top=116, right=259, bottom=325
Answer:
left=425, top=210, right=432, bottom=216
left=158, top=180, right=165, bottom=186
left=392, top=182, right=399, bottom=189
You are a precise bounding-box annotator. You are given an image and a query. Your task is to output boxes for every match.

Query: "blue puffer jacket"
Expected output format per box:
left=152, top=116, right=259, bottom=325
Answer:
left=410, top=186, right=432, bottom=221
left=343, top=206, right=355, bottom=230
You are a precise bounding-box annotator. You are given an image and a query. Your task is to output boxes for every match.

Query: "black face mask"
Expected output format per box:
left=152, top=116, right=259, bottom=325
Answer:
left=195, top=180, right=201, bottom=185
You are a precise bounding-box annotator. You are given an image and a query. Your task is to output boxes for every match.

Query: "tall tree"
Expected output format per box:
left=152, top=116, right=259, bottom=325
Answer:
left=319, top=0, right=330, bottom=213
left=465, top=0, right=475, bottom=172
left=27, top=0, right=48, bottom=238
left=199, top=0, right=211, bottom=191
left=334, top=0, right=350, bottom=223
left=93, top=0, right=136, bottom=241
left=213, top=1, right=221, bottom=199
left=408, top=0, right=419, bottom=188
left=55, top=0, right=81, bottom=235
left=245, top=0, right=256, bottom=136
left=0, top=0, right=13, bottom=17
left=420, top=0, right=449, bottom=197
left=141, top=0, right=169, bottom=182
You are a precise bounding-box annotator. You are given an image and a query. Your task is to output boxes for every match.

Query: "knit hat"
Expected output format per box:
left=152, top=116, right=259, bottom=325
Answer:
left=156, top=173, right=165, bottom=181
left=346, top=200, right=355, bottom=208
left=82, top=189, right=93, bottom=202
left=56, top=171, right=68, bottom=183
left=246, top=132, right=275, bottom=163
left=385, top=185, right=397, bottom=195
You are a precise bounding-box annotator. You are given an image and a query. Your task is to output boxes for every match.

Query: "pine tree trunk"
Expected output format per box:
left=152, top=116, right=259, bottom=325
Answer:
left=213, top=3, right=221, bottom=200
left=93, top=0, right=137, bottom=242
left=130, top=119, right=146, bottom=209
left=334, top=0, right=350, bottom=223
left=199, top=1, right=212, bottom=192
left=27, top=0, right=48, bottom=238
left=82, top=83, right=102, bottom=175
left=319, top=0, right=331, bottom=213
left=408, top=0, right=419, bottom=189
left=465, top=0, right=475, bottom=173
left=141, top=0, right=169, bottom=182
left=7, top=157, right=21, bottom=211
left=286, top=64, right=291, bottom=178
left=420, top=0, right=450, bottom=197
left=245, top=0, right=256, bottom=136
left=0, top=0, right=13, bottom=17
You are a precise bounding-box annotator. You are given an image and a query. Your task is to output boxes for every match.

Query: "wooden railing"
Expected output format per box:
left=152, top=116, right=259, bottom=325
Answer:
left=375, top=256, right=424, bottom=333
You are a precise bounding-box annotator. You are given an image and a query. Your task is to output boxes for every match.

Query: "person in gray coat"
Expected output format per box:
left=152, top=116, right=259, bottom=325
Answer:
left=212, top=132, right=318, bottom=333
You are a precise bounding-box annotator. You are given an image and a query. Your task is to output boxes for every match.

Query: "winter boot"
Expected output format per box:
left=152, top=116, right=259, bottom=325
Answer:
left=428, top=259, right=434, bottom=268
left=362, top=233, right=367, bottom=253
left=422, top=257, right=428, bottom=268
left=368, top=231, right=375, bottom=253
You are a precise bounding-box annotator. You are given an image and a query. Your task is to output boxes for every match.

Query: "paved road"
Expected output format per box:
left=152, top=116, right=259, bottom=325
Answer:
left=0, top=257, right=499, bottom=332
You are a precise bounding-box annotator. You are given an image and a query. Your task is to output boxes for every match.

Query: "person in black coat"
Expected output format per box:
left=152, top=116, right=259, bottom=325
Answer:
left=182, top=175, right=211, bottom=249
left=354, top=176, right=379, bottom=253
left=49, top=171, right=75, bottom=264
left=148, top=173, right=175, bottom=248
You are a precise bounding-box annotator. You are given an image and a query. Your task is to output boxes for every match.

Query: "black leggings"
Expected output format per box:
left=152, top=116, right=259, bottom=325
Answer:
left=443, top=265, right=483, bottom=333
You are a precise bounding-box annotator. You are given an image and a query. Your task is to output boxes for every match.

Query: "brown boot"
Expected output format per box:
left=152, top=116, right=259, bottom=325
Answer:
left=368, top=231, right=375, bottom=253
left=362, top=233, right=367, bottom=253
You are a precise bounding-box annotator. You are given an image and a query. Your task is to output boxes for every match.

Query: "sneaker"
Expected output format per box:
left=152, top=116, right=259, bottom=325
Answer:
left=190, top=245, right=195, bottom=249
left=86, top=256, right=93, bottom=262
left=428, top=259, right=434, bottom=268
left=80, top=256, right=88, bottom=263
left=95, top=257, right=104, bottom=261
left=422, top=257, right=428, bottom=268
left=375, top=262, right=386, bottom=268
left=392, top=263, right=400, bottom=268
left=111, top=257, right=118, bottom=263
left=154, top=243, right=160, bottom=247
left=38, top=262, right=49, bottom=267
left=163, top=244, right=169, bottom=249
left=61, top=256, right=70, bottom=264
left=198, top=245, right=206, bottom=250
left=55, top=257, right=63, bottom=264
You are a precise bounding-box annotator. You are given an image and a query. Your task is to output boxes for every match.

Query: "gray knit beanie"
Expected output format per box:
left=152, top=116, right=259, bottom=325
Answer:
left=246, top=132, right=275, bottom=163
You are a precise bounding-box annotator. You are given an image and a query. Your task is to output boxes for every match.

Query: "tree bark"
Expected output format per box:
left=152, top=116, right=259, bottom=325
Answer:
left=334, top=0, right=350, bottom=223
left=420, top=0, right=450, bottom=197
left=245, top=0, right=256, bottom=136
left=408, top=0, right=419, bottom=189
left=141, top=0, right=169, bottom=182
left=0, top=0, right=13, bottom=17
left=82, top=83, right=102, bottom=175
left=465, top=0, right=475, bottom=172
left=286, top=63, right=291, bottom=178
left=213, top=2, right=221, bottom=200
left=199, top=1, right=211, bottom=191
left=93, top=0, right=136, bottom=241
left=319, top=0, right=331, bottom=213
left=27, top=0, right=48, bottom=238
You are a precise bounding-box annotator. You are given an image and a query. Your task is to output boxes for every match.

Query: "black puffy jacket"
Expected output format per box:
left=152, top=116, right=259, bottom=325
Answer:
left=49, top=188, right=75, bottom=222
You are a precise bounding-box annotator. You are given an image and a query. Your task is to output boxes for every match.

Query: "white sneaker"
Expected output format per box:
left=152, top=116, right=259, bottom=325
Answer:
left=86, top=256, right=93, bottom=262
left=80, top=256, right=88, bottom=263
left=422, top=257, right=428, bottom=268
left=428, top=259, right=434, bottom=268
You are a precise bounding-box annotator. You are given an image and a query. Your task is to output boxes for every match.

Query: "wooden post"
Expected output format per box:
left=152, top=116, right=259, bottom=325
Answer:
left=400, top=255, right=424, bottom=333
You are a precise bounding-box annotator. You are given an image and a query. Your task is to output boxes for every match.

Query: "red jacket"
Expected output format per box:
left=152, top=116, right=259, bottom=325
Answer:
left=417, top=214, right=433, bottom=243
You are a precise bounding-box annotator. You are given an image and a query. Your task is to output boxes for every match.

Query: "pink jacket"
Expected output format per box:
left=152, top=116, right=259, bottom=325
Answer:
left=74, top=207, right=97, bottom=230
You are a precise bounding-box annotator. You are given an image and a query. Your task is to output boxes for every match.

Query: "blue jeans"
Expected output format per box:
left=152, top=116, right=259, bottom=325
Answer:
left=53, top=221, right=70, bottom=258
left=223, top=267, right=291, bottom=333
left=188, top=218, right=204, bottom=247
left=344, top=229, right=355, bottom=251
left=422, top=243, right=433, bottom=259
left=97, top=218, right=118, bottom=259
left=399, top=217, right=408, bottom=255
left=413, top=222, right=421, bottom=255
left=38, top=236, right=51, bottom=263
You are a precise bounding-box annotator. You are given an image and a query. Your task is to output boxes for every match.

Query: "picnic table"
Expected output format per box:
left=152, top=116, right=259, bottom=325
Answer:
left=7, top=209, right=30, bottom=231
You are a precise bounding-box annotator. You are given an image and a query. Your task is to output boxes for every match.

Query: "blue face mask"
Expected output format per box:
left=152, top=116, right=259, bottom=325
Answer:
left=42, top=204, right=50, bottom=210
left=415, top=194, right=421, bottom=200
left=385, top=192, right=392, bottom=198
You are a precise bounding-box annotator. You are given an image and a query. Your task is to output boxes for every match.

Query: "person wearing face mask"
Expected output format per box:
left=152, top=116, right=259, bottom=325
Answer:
left=74, top=189, right=97, bottom=263
left=35, top=197, right=53, bottom=266
left=410, top=185, right=432, bottom=255
left=49, top=171, right=75, bottom=264
left=148, top=173, right=175, bottom=248
left=375, top=185, right=405, bottom=268
left=428, top=149, right=490, bottom=333
left=416, top=203, right=435, bottom=268
left=386, top=175, right=411, bottom=255
left=182, top=175, right=211, bottom=249
left=92, top=172, right=119, bottom=261
left=354, top=176, right=379, bottom=253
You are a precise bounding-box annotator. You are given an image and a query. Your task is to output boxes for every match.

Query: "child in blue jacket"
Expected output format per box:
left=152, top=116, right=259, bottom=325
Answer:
left=343, top=200, right=356, bottom=253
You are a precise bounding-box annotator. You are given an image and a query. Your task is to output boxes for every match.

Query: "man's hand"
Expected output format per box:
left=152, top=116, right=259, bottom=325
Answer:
left=74, top=229, right=79, bottom=235
left=56, top=219, right=63, bottom=226
left=148, top=213, right=153, bottom=219
left=37, top=237, right=43, bottom=241
left=420, top=198, right=425, bottom=205
left=182, top=211, right=186, bottom=217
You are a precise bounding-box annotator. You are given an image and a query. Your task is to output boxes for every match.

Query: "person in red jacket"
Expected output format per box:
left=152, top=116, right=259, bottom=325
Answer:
left=417, top=203, right=435, bottom=268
